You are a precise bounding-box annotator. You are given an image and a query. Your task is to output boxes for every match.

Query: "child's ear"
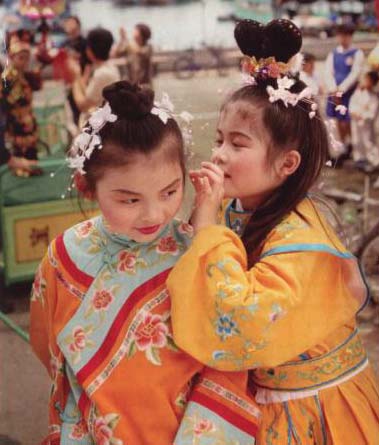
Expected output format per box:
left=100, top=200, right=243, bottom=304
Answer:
left=74, top=173, right=95, bottom=200
left=278, top=150, right=301, bottom=179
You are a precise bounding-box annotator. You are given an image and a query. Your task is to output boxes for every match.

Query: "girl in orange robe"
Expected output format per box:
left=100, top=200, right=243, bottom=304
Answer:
left=30, top=81, right=260, bottom=445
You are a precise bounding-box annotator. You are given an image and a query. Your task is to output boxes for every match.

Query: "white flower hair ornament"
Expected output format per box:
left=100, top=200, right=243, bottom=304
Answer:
left=67, top=102, right=117, bottom=175
left=151, top=92, right=195, bottom=159
left=266, top=76, right=315, bottom=111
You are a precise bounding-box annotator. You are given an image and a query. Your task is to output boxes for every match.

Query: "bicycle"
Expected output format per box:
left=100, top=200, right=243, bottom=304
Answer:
left=320, top=171, right=379, bottom=323
left=173, top=44, right=230, bottom=80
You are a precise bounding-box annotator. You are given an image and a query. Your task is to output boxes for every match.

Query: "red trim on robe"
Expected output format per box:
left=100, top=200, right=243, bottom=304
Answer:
left=76, top=268, right=172, bottom=384
left=190, top=390, right=259, bottom=437
left=56, top=234, right=94, bottom=288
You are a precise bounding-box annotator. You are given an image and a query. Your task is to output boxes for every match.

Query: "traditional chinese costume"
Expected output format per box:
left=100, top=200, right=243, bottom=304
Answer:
left=0, top=66, right=41, bottom=160
left=30, top=216, right=260, bottom=445
left=167, top=198, right=379, bottom=445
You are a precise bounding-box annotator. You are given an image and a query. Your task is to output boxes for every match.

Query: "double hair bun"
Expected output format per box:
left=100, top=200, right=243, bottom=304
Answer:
left=102, top=81, right=154, bottom=120
left=234, top=19, right=302, bottom=63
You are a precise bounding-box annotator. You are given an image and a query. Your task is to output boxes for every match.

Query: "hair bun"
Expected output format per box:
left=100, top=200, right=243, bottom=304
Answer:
left=234, top=19, right=302, bottom=63
left=102, top=81, right=154, bottom=120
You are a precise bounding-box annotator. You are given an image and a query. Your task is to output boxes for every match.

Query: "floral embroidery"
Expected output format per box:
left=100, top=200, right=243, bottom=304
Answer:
left=194, top=418, right=216, bottom=436
left=215, top=313, right=240, bottom=341
left=31, top=265, right=46, bottom=304
left=274, top=218, right=309, bottom=239
left=127, top=310, right=178, bottom=366
left=269, top=303, right=286, bottom=323
left=64, top=325, right=95, bottom=365
left=117, top=250, right=147, bottom=274
left=69, top=419, right=88, bottom=440
left=92, top=412, right=123, bottom=445
left=179, top=410, right=237, bottom=444
left=49, top=347, right=64, bottom=394
left=156, top=235, right=180, bottom=255
left=84, top=278, right=119, bottom=321
left=74, top=220, right=94, bottom=239
left=216, top=281, right=244, bottom=300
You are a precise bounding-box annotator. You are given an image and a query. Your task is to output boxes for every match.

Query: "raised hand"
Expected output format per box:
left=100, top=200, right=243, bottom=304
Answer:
left=189, top=162, right=225, bottom=233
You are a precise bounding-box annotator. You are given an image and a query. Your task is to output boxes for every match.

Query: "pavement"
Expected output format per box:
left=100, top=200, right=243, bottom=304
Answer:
left=1, top=69, right=379, bottom=445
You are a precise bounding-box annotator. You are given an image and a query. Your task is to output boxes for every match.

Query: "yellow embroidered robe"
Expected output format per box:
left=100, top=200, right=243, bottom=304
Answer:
left=30, top=216, right=260, bottom=445
left=167, top=198, right=379, bottom=444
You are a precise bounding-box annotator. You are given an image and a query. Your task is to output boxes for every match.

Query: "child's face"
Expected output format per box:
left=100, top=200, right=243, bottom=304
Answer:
left=133, top=28, right=143, bottom=46
left=337, top=33, right=352, bottom=48
left=361, top=75, right=373, bottom=90
left=212, top=101, right=288, bottom=209
left=11, top=50, right=30, bottom=71
left=95, top=149, right=184, bottom=242
left=303, top=60, right=314, bottom=75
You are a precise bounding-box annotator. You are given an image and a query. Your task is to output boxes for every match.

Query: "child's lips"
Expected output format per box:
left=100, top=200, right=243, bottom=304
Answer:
left=136, top=225, right=161, bottom=235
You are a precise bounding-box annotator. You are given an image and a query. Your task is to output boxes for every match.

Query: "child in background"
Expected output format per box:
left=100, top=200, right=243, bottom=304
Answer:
left=30, top=81, right=259, bottom=445
left=167, top=19, right=379, bottom=445
left=299, top=52, right=320, bottom=96
left=350, top=70, right=379, bottom=171
left=324, top=24, right=364, bottom=162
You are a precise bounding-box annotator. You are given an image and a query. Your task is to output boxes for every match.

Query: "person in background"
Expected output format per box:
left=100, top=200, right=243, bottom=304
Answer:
left=350, top=71, right=379, bottom=171
left=324, top=24, right=364, bottom=163
left=299, top=52, right=321, bottom=96
left=0, top=31, right=42, bottom=176
left=71, top=27, right=120, bottom=127
left=62, top=15, right=88, bottom=71
left=113, top=24, right=153, bottom=87
left=61, top=16, right=88, bottom=127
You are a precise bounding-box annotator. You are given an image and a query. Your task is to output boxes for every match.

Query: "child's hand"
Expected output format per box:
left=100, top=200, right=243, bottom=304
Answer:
left=189, top=162, right=224, bottom=233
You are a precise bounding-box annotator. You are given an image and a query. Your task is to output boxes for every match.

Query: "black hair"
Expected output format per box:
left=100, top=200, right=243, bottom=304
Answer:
left=82, top=81, right=185, bottom=193
left=303, top=52, right=316, bottom=64
left=86, top=28, right=114, bottom=61
left=366, top=70, right=379, bottom=86
left=225, top=82, right=329, bottom=263
left=228, top=19, right=329, bottom=264
left=66, top=15, right=81, bottom=28
left=136, top=23, right=152, bottom=45
left=336, top=24, right=355, bottom=36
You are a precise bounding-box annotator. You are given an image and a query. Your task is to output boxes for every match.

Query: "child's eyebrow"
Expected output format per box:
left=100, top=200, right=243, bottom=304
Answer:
left=229, top=131, right=251, bottom=139
left=160, top=178, right=182, bottom=192
left=112, top=178, right=182, bottom=196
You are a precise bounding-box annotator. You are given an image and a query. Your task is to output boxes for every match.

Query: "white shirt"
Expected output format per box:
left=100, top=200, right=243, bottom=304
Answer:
left=349, top=88, right=379, bottom=121
left=324, top=45, right=364, bottom=93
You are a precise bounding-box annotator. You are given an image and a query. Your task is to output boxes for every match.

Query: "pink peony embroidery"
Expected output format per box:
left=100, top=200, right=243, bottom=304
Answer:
left=156, top=236, right=179, bottom=255
left=117, top=251, right=137, bottom=273
left=134, top=312, right=169, bottom=351
left=68, top=327, right=87, bottom=353
left=69, top=419, right=88, bottom=440
left=75, top=221, right=93, bottom=238
left=93, top=417, right=113, bottom=445
left=194, top=418, right=215, bottom=436
left=92, top=290, right=114, bottom=311
left=31, top=265, right=46, bottom=302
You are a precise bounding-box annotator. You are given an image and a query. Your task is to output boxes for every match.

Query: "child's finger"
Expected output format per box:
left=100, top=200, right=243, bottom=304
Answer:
left=198, top=167, right=224, bottom=187
left=201, top=162, right=225, bottom=178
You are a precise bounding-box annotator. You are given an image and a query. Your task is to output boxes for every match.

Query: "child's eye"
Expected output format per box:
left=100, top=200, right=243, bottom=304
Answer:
left=162, top=190, right=177, bottom=199
left=120, top=198, right=139, bottom=205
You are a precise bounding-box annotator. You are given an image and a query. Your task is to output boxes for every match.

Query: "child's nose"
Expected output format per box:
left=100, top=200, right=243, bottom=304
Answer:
left=211, top=146, right=227, bottom=165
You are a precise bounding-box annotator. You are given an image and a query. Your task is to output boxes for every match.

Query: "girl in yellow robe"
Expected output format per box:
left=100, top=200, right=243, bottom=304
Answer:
left=30, top=81, right=260, bottom=445
left=167, top=19, right=379, bottom=445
